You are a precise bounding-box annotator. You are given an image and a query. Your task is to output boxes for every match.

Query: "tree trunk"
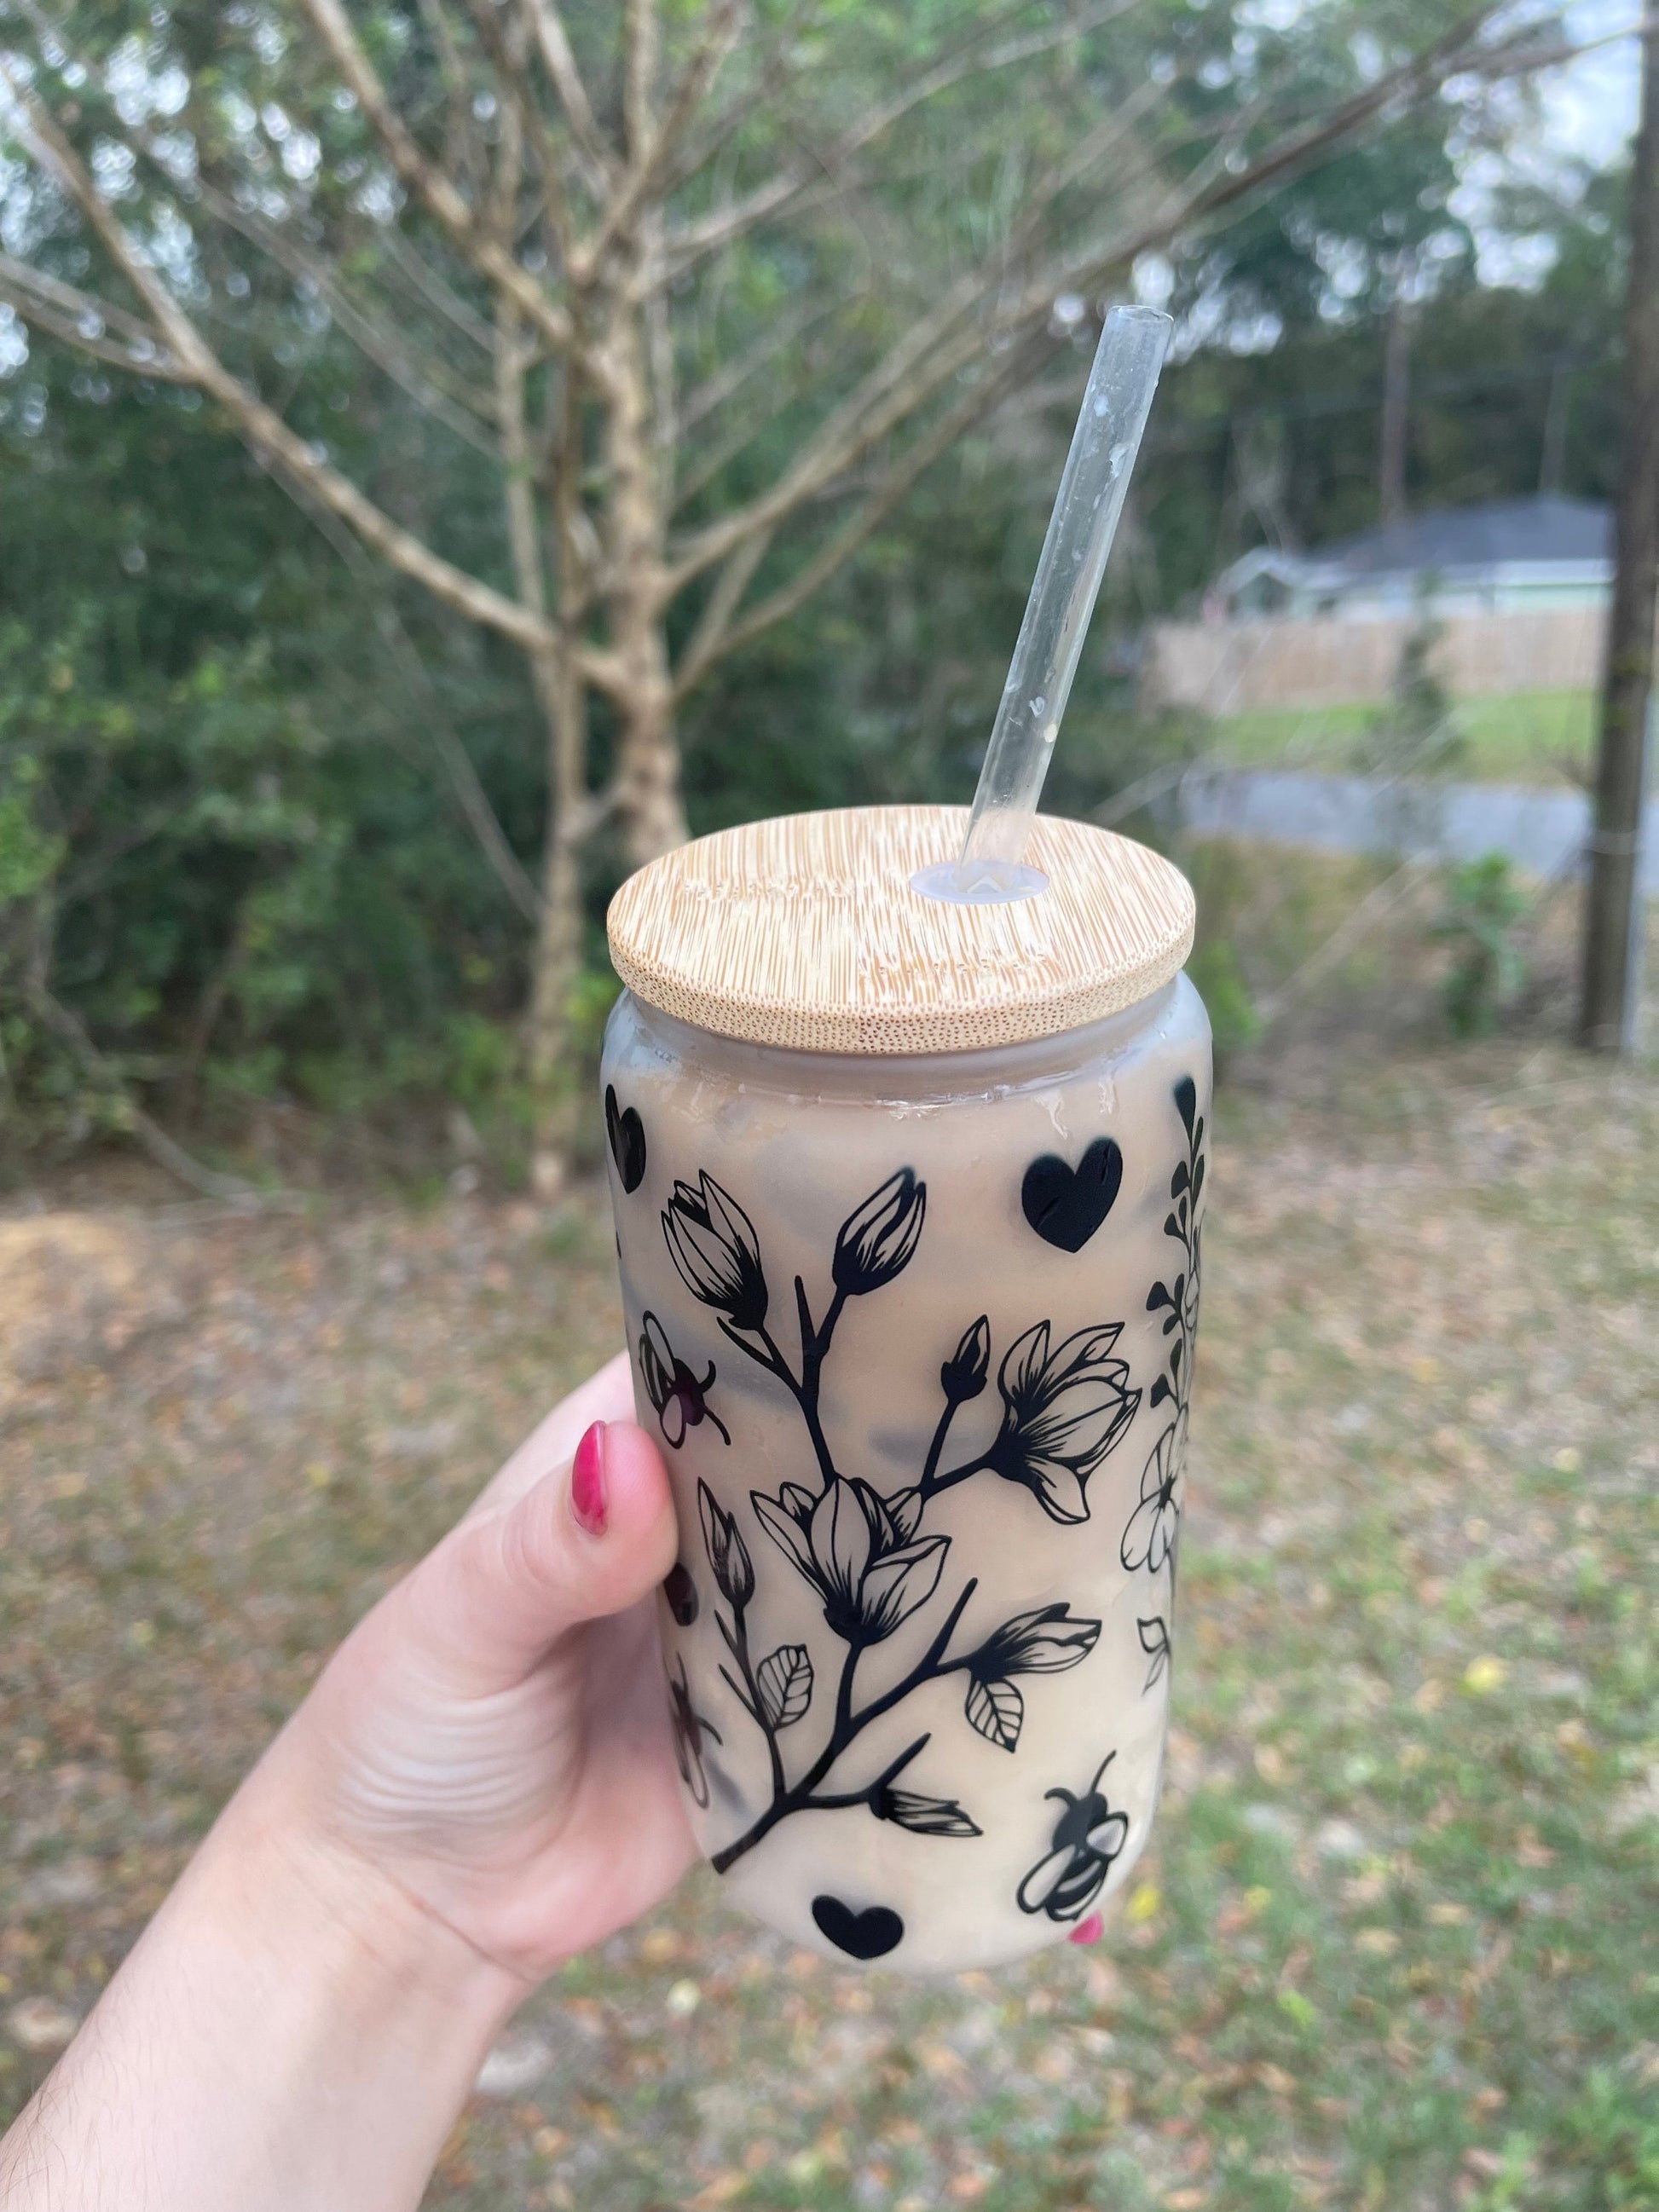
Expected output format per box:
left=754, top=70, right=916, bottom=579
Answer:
left=1379, top=291, right=1412, bottom=528
left=526, top=644, right=589, bottom=1197
left=1578, top=26, right=1658, bottom=1054
left=605, top=288, right=690, bottom=868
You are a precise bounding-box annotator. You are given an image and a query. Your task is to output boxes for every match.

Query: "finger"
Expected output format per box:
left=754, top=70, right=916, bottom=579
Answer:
left=465, top=1350, right=639, bottom=1521
left=425, top=1419, right=678, bottom=1687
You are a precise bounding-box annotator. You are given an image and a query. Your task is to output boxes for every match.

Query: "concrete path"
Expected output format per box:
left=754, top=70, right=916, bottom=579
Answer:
left=1178, top=767, right=1659, bottom=892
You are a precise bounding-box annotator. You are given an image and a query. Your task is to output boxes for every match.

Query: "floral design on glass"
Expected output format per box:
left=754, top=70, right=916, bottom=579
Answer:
left=1016, top=1752, right=1130, bottom=1922
left=668, top=1654, right=722, bottom=1810
left=639, top=1311, right=731, bottom=1450
left=1122, top=1075, right=1205, bottom=1591
left=1136, top=1614, right=1171, bottom=1692
left=652, top=1163, right=1130, bottom=1876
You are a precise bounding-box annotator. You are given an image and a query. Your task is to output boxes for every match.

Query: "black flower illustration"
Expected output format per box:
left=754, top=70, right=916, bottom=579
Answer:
left=873, top=1784, right=981, bottom=1838
left=981, top=1321, right=1141, bottom=1524
left=663, top=1171, right=769, bottom=1332
left=959, top=1604, right=1101, bottom=1753
left=833, top=1168, right=927, bottom=1297
left=1120, top=1416, right=1183, bottom=1574
left=698, top=1477, right=755, bottom=1608
left=940, top=1315, right=991, bottom=1403
left=1137, top=1614, right=1171, bottom=1691
left=751, top=1475, right=947, bottom=1644
left=639, top=1311, right=731, bottom=1449
left=972, top=1603, right=1102, bottom=1679
left=643, top=1136, right=1151, bottom=1880
left=668, top=1655, right=722, bottom=1810
left=1016, top=1752, right=1130, bottom=1922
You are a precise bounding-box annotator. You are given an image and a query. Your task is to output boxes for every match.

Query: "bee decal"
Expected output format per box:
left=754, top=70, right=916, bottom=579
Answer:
left=639, top=1311, right=731, bottom=1450
left=1015, top=1752, right=1130, bottom=1922
left=667, top=1655, right=723, bottom=1809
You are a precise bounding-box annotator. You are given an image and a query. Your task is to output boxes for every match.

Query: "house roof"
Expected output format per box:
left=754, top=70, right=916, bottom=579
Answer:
left=1316, top=495, right=1610, bottom=580
left=1217, top=496, right=1612, bottom=597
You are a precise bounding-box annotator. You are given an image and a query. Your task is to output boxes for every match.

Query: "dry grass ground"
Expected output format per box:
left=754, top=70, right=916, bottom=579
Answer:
left=2, top=1033, right=1656, bottom=2212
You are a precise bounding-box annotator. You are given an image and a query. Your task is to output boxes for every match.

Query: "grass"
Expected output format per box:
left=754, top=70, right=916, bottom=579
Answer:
left=1209, top=692, right=1598, bottom=787
left=2, top=1031, right=1656, bottom=2211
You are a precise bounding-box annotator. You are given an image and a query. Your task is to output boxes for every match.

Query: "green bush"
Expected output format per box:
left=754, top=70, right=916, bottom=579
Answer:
left=1431, top=854, right=1529, bottom=1038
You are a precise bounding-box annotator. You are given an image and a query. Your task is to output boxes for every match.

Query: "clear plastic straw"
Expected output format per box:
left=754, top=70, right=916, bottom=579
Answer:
left=916, top=304, right=1172, bottom=904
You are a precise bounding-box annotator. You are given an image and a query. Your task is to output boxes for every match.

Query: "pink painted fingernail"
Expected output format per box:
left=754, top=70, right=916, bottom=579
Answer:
left=572, top=1421, right=608, bottom=1534
left=1069, top=1913, right=1105, bottom=1946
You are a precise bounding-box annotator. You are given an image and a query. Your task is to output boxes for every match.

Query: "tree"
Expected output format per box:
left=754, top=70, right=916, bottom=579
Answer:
left=1579, top=20, right=1657, bottom=1053
left=0, top=0, right=1581, bottom=1183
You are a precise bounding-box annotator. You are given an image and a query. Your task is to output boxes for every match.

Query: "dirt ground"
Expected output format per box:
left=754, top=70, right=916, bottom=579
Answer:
left=2, top=1034, right=1656, bottom=2211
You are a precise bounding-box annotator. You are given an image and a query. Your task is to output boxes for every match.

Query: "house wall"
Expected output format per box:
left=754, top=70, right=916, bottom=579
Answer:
left=1144, top=605, right=1610, bottom=713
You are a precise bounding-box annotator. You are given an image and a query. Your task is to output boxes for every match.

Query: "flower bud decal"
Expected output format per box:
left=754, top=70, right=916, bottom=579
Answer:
left=970, top=1603, right=1101, bottom=1679
left=698, top=1477, right=754, bottom=1608
left=832, top=1168, right=927, bottom=1297
left=664, top=1171, right=769, bottom=1332
left=940, top=1315, right=991, bottom=1403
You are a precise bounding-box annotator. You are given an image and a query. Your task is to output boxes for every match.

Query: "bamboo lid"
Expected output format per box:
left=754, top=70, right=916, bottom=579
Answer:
left=606, top=804, right=1194, bottom=1056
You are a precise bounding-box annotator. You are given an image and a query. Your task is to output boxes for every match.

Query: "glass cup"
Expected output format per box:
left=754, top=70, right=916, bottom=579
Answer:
left=602, top=962, right=1211, bottom=1972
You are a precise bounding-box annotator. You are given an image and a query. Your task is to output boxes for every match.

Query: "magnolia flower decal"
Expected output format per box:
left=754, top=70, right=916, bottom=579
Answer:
left=649, top=1160, right=1136, bottom=1879
left=980, top=1322, right=1140, bottom=1524
left=752, top=1477, right=945, bottom=1645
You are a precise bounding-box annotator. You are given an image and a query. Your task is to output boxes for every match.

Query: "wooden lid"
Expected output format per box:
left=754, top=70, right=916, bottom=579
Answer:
left=606, top=804, right=1194, bottom=1055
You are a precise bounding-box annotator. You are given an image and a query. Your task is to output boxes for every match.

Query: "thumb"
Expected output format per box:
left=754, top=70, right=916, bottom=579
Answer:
left=415, top=1420, right=679, bottom=1689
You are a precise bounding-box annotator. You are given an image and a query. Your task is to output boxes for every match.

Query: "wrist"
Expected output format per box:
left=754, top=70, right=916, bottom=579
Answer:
left=7, top=1766, right=526, bottom=2212
left=194, top=1757, right=526, bottom=2047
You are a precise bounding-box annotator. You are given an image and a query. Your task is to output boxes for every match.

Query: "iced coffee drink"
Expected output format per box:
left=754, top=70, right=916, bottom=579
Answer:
left=603, top=804, right=1209, bottom=1972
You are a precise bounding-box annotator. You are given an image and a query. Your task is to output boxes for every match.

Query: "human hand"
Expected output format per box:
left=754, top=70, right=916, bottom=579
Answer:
left=0, top=1356, right=699, bottom=2212
left=242, top=1352, right=697, bottom=1986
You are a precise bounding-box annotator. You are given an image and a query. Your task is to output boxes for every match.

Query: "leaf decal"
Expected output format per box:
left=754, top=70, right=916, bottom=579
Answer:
left=964, top=1673, right=1024, bottom=1753
left=874, top=1787, right=982, bottom=1838
left=755, top=1643, right=813, bottom=1730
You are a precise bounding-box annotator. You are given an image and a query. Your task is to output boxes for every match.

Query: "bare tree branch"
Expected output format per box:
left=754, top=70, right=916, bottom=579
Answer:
left=183, top=178, right=502, bottom=450
left=663, top=2, right=1535, bottom=601
left=678, top=288, right=847, bottom=434
left=673, top=335, right=1043, bottom=690
left=0, top=253, right=188, bottom=378
left=27, top=982, right=292, bottom=1205
left=0, top=71, right=618, bottom=673
left=413, top=0, right=489, bottom=193
left=658, top=0, right=823, bottom=193
left=380, top=228, right=498, bottom=354
left=576, top=0, right=744, bottom=283
left=662, top=75, right=1171, bottom=589
left=517, top=0, right=614, bottom=181
left=294, top=0, right=580, bottom=360
left=672, top=522, right=772, bottom=694
left=291, top=480, right=545, bottom=922
left=662, top=0, right=1148, bottom=271
left=458, top=0, right=580, bottom=268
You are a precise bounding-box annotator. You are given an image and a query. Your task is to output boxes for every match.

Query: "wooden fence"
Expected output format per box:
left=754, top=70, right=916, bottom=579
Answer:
left=1143, top=606, right=1609, bottom=713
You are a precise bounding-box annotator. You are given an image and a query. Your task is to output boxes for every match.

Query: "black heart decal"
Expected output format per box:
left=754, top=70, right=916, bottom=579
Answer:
left=1021, top=1137, right=1124, bottom=1253
left=605, top=1084, right=647, bottom=1194
left=812, top=1894, right=905, bottom=1961
left=663, top=1562, right=699, bottom=1627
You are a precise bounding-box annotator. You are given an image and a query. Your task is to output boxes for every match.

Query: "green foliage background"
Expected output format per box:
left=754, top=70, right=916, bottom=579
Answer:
left=0, top=34, right=1630, bottom=1178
